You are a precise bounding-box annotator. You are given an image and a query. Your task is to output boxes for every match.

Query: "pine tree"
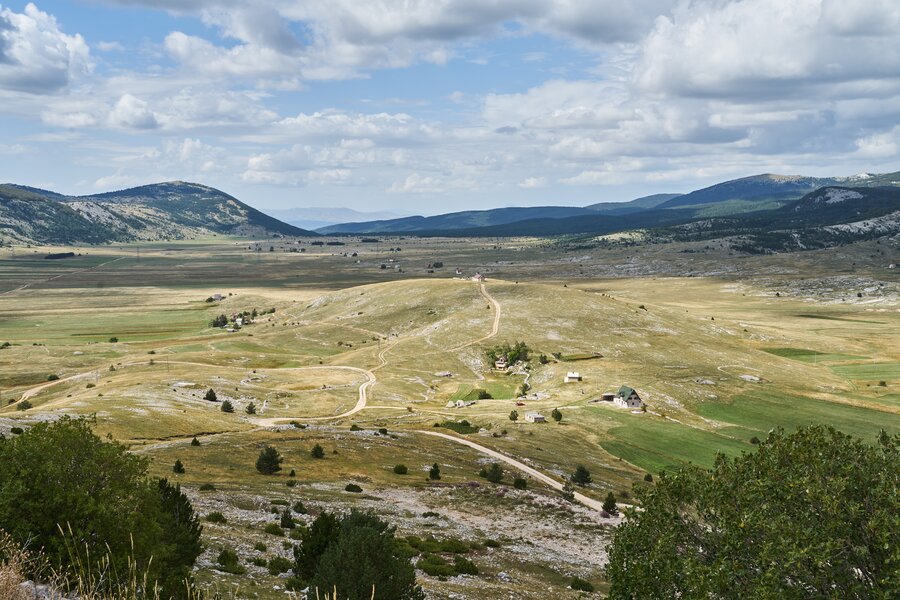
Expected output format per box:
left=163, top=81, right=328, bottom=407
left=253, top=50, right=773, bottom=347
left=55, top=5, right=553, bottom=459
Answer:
left=485, top=462, right=503, bottom=483
left=204, top=388, right=217, bottom=402
left=428, top=463, right=441, bottom=480
left=256, top=446, right=283, bottom=474
left=311, top=443, right=325, bottom=459
left=221, top=400, right=234, bottom=413
left=173, top=459, right=185, bottom=474
left=190, top=437, right=200, bottom=446
left=551, top=408, right=562, bottom=422
left=245, top=402, right=256, bottom=415
left=571, top=465, right=592, bottom=486
left=602, top=492, right=618, bottom=514
left=280, top=508, right=296, bottom=529
left=509, top=410, right=518, bottom=422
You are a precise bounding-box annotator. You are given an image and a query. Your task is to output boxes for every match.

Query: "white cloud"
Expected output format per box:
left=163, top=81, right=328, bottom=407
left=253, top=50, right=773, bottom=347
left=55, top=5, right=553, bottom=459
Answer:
left=518, top=176, right=547, bottom=188
left=0, top=3, right=91, bottom=94
left=108, top=94, right=159, bottom=129
left=386, top=173, right=446, bottom=194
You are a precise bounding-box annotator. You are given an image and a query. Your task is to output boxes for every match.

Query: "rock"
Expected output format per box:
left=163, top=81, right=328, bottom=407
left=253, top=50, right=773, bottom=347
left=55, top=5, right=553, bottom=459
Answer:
left=497, top=571, right=512, bottom=582
left=19, top=581, right=54, bottom=599
left=739, top=374, right=762, bottom=382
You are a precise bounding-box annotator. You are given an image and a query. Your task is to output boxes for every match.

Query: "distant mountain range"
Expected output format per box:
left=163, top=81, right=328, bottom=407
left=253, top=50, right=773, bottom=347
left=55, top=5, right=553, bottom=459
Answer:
left=318, top=171, right=900, bottom=235
left=0, top=181, right=313, bottom=245
left=266, top=206, right=413, bottom=231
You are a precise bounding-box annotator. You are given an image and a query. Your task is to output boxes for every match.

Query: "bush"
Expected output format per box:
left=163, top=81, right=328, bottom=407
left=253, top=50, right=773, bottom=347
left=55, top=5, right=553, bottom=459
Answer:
left=108, top=337, right=118, bottom=343
left=191, top=436, right=201, bottom=446
left=570, top=576, right=595, bottom=592
left=281, top=508, right=296, bottom=529
left=509, top=410, right=518, bottom=422
left=482, top=539, right=501, bottom=548
left=245, top=402, right=256, bottom=414
left=199, top=483, right=216, bottom=491
left=551, top=408, right=562, bottom=422
left=393, top=464, right=409, bottom=475
left=256, top=446, right=284, bottom=474
left=86, top=383, right=96, bottom=389
left=428, top=463, right=441, bottom=480
left=379, top=427, right=388, bottom=435
left=216, top=547, right=245, bottom=575
left=205, top=511, right=227, bottom=524
left=10, top=426, right=24, bottom=435
left=436, top=420, right=478, bottom=434
left=15, top=400, right=32, bottom=411
left=286, top=479, right=297, bottom=487
left=345, top=483, right=363, bottom=493
left=453, top=556, right=479, bottom=575
left=477, top=389, right=492, bottom=400
left=264, top=523, right=285, bottom=536
left=643, top=473, right=653, bottom=483
left=485, top=463, right=503, bottom=484
left=220, top=400, right=234, bottom=413
left=311, top=443, right=325, bottom=459
left=173, top=459, right=185, bottom=474
left=293, top=501, right=307, bottom=514
left=204, top=388, right=217, bottom=402
left=250, top=556, right=268, bottom=568
left=47, top=374, right=59, bottom=381
left=538, top=354, right=549, bottom=364
left=602, top=492, right=618, bottom=515
left=513, top=477, right=527, bottom=490
left=571, top=465, right=592, bottom=486
left=350, top=424, right=362, bottom=431
left=267, top=556, right=293, bottom=575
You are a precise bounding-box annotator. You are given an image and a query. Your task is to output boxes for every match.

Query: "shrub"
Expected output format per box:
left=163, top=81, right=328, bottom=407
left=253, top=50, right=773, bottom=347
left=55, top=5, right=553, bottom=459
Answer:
left=378, top=427, right=388, bottom=435
left=551, top=408, right=562, bottom=422
left=205, top=511, right=227, bottom=524
left=108, top=337, right=118, bottom=343
left=393, top=464, right=409, bottom=475
left=750, top=436, right=761, bottom=444
left=264, top=523, right=285, bottom=536
left=293, top=501, right=307, bottom=514
left=436, top=420, right=478, bottom=434
left=256, top=446, right=283, bottom=474
left=253, top=542, right=267, bottom=552
left=286, top=479, right=297, bottom=487
left=513, top=477, right=527, bottom=490
left=602, top=492, right=618, bottom=515
left=191, top=437, right=201, bottom=446
left=643, top=473, right=653, bottom=483
left=216, top=547, right=245, bottom=574
left=438, top=538, right=469, bottom=553
left=204, top=388, right=217, bottom=402
left=47, top=374, right=59, bottom=381
left=250, top=556, right=268, bottom=568
left=538, top=354, right=549, bottom=364
left=281, top=509, right=296, bottom=529
left=477, top=389, right=492, bottom=400
left=199, top=483, right=216, bottom=491
left=16, top=400, right=32, bottom=411
left=485, top=463, right=504, bottom=484
left=422, top=511, right=440, bottom=518
left=428, top=463, right=441, bottom=480
left=245, top=402, right=256, bottom=414
left=571, top=465, right=592, bottom=486
left=345, top=483, right=363, bottom=493
left=86, top=383, right=96, bottom=389
left=482, top=539, right=501, bottom=548
left=509, top=410, right=518, bottom=422
left=311, top=443, right=325, bottom=459
left=10, top=427, right=24, bottom=435
left=173, top=459, right=185, bottom=474
left=268, top=556, right=293, bottom=575
left=350, top=424, right=362, bottom=431
left=220, top=400, right=234, bottom=413
left=289, top=468, right=296, bottom=477
left=453, top=556, right=479, bottom=576
left=570, top=576, right=595, bottom=592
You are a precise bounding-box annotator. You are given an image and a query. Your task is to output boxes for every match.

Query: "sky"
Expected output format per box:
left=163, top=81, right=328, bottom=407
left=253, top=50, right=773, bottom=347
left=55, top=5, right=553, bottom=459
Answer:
left=1, top=0, right=899, bottom=215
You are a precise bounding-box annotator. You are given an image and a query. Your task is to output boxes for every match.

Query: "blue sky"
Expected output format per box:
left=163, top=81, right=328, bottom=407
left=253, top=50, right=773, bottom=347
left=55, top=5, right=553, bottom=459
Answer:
left=1, top=1, right=899, bottom=215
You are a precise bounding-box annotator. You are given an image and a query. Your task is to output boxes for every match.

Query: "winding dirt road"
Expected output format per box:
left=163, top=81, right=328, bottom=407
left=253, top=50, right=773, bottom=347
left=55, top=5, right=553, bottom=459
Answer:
left=416, top=430, right=605, bottom=512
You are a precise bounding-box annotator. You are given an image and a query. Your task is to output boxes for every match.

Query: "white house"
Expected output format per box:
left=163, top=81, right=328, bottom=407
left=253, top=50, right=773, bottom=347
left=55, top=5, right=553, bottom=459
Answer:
left=613, top=385, right=643, bottom=409
left=494, top=356, right=508, bottom=370
left=525, top=412, right=546, bottom=423
left=564, top=371, right=582, bottom=383
left=212, top=293, right=223, bottom=302
left=472, top=272, right=485, bottom=282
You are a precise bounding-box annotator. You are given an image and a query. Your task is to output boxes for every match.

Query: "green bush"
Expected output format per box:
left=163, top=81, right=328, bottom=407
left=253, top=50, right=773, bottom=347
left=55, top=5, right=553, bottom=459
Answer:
left=345, top=483, right=363, bottom=493
left=199, top=483, right=216, bottom=491
left=513, top=477, right=527, bottom=490
left=253, top=542, right=267, bottom=552
left=216, top=547, right=245, bottom=575
left=436, top=420, right=478, bottom=434
left=47, top=374, right=59, bottom=381
left=204, top=388, right=217, bottom=402
left=453, top=556, right=479, bottom=575
left=393, top=464, right=409, bottom=475
left=570, top=576, right=595, bottom=592
left=438, top=538, right=469, bottom=553
left=10, top=427, right=24, bottom=435
left=256, top=445, right=283, bottom=474
left=311, top=443, right=325, bottom=459
left=205, top=511, right=227, bottom=524
left=220, top=400, right=234, bottom=413
left=293, top=501, right=307, bottom=514
left=172, top=459, right=185, bottom=474
left=250, top=556, right=268, bottom=568
left=267, top=556, right=293, bottom=575
left=15, top=400, right=32, bottom=411
left=264, top=523, right=285, bottom=536
left=428, top=463, right=441, bottom=480
left=191, top=437, right=201, bottom=446
left=281, top=508, right=296, bottom=529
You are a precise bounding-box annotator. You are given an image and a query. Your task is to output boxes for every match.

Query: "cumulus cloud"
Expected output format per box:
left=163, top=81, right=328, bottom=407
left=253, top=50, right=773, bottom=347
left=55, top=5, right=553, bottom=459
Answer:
left=108, top=94, right=159, bottom=129
left=0, top=3, right=91, bottom=94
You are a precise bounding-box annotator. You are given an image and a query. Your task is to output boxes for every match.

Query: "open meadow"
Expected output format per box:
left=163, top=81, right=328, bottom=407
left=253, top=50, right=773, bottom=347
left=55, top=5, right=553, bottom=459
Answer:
left=1, top=236, right=898, bottom=598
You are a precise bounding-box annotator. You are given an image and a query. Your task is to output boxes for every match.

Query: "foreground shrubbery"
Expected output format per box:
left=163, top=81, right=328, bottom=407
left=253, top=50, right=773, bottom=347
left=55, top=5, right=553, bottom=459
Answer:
left=606, top=426, right=900, bottom=599
left=0, top=417, right=202, bottom=599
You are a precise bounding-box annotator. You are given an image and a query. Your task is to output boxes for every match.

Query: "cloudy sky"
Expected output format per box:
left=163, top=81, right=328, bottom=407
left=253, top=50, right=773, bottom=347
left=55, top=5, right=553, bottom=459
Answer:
left=1, top=0, right=899, bottom=214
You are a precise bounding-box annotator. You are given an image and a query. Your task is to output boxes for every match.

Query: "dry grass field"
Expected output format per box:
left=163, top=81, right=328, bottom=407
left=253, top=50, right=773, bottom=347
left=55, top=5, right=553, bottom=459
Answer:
left=0, top=236, right=897, bottom=598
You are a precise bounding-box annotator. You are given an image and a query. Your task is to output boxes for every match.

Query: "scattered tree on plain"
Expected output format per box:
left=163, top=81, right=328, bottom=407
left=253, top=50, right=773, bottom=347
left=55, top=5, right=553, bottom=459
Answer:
left=311, top=443, right=325, bottom=459
left=428, top=463, right=441, bottom=480
left=551, top=408, right=562, bottom=422
left=256, top=445, right=283, bottom=474
left=571, top=465, right=592, bottom=486
left=204, top=388, right=217, bottom=402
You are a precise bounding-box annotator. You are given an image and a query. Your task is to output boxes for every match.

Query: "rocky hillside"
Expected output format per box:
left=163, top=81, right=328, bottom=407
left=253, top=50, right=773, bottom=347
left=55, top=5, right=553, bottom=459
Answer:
left=0, top=181, right=313, bottom=245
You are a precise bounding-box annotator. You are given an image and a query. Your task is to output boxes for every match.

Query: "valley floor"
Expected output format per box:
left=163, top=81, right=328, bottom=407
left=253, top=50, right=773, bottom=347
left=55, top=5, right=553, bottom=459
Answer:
left=0, top=236, right=897, bottom=598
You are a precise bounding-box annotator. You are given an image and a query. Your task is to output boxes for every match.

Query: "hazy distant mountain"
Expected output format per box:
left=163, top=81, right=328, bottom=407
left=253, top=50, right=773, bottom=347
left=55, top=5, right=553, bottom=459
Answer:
left=320, top=171, right=900, bottom=235
left=316, top=205, right=596, bottom=234
left=0, top=181, right=313, bottom=245
left=267, top=206, right=413, bottom=231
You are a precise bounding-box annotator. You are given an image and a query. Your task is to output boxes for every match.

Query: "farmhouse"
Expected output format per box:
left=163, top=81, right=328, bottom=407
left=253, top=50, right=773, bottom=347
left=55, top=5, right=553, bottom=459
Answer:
left=613, top=386, right=643, bottom=409
left=494, top=356, right=508, bottom=370
left=212, top=293, right=223, bottom=302
left=472, top=272, right=485, bottom=282
left=525, top=412, right=546, bottom=423
left=564, top=371, right=582, bottom=383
